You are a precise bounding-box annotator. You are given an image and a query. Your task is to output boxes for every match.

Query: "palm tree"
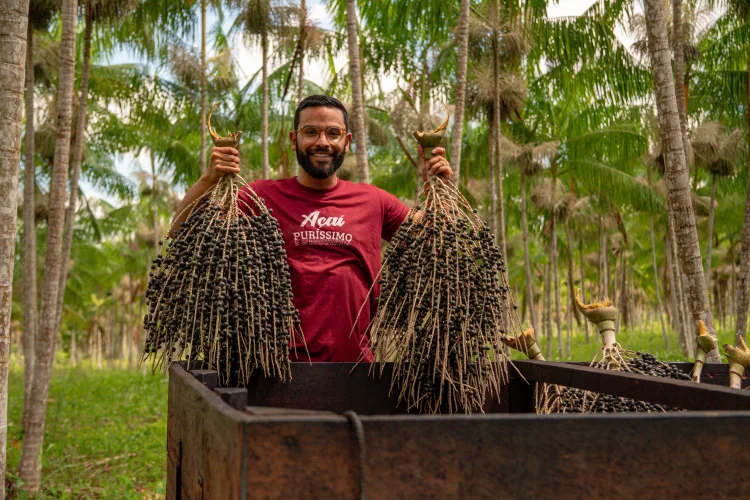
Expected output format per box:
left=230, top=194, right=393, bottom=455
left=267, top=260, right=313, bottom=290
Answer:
left=234, top=0, right=275, bottom=179
left=498, top=135, right=557, bottom=337
left=21, top=18, right=37, bottom=438
left=531, top=178, right=565, bottom=356
left=200, top=0, right=207, bottom=175
left=720, top=0, right=750, bottom=344
left=642, top=0, right=720, bottom=362
left=450, top=0, right=470, bottom=185
left=346, top=0, right=369, bottom=183
left=646, top=159, right=670, bottom=349
left=297, top=0, right=306, bottom=104
left=18, top=0, right=78, bottom=490
left=673, top=0, right=688, bottom=146
left=20, top=0, right=55, bottom=436
left=56, top=0, right=140, bottom=337
left=691, top=122, right=744, bottom=295
left=0, top=0, right=30, bottom=491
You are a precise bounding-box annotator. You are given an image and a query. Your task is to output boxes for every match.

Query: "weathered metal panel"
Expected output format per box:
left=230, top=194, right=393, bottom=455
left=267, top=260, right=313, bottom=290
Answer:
left=515, top=360, right=750, bottom=411
left=167, top=361, right=750, bottom=499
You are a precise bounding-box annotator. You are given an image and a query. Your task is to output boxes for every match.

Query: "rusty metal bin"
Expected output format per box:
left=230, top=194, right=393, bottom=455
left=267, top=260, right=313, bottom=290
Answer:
left=167, top=361, right=750, bottom=499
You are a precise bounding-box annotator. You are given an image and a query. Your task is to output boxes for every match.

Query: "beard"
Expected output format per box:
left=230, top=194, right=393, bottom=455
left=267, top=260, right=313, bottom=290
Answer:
left=296, top=147, right=345, bottom=180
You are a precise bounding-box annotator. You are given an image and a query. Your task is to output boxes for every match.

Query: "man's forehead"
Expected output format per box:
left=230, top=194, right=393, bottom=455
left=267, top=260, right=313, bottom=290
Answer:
left=298, top=106, right=346, bottom=127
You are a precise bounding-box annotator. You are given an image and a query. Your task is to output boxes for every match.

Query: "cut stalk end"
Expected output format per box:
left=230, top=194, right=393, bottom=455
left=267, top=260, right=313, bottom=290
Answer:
left=575, top=289, right=618, bottom=348
left=413, top=103, right=450, bottom=160
left=208, top=101, right=242, bottom=148
left=503, top=328, right=544, bottom=360
left=693, top=320, right=718, bottom=383
left=723, top=337, right=749, bottom=389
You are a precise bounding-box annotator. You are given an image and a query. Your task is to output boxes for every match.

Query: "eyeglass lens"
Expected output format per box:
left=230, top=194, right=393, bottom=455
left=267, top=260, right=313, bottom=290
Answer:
left=301, top=126, right=345, bottom=143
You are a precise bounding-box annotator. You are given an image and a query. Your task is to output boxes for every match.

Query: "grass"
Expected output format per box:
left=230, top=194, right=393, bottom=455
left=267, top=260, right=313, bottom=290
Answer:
left=4, top=323, right=735, bottom=498
left=521, top=323, right=736, bottom=362
left=6, top=356, right=168, bottom=499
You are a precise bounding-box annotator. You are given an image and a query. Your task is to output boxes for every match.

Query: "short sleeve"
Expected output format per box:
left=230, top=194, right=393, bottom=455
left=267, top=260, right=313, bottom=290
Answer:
left=380, top=188, right=410, bottom=242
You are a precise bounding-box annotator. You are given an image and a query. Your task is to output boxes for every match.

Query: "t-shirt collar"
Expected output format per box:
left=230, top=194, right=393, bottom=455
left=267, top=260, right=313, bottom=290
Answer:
left=292, top=175, right=343, bottom=194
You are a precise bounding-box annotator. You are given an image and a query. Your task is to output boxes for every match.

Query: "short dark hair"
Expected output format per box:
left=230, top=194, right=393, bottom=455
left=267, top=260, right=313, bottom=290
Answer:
left=294, top=95, right=349, bottom=132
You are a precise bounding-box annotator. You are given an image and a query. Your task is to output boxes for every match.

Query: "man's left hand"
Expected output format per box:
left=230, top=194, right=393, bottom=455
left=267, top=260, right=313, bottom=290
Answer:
left=418, top=145, right=453, bottom=182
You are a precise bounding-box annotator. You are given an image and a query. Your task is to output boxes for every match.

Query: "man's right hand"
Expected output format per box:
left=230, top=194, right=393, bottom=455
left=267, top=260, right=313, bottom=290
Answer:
left=205, top=146, right=241, bottom=184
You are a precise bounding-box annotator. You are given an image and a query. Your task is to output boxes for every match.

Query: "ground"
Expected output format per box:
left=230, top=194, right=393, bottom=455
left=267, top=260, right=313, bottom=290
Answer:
left=6, top=357, right=168, bottom=499
left=3, top=325, right=738, bottom=498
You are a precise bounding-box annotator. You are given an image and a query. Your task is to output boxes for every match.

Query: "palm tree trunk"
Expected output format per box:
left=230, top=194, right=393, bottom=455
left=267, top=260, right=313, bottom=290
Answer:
left=544, top=256, right=552, bottom=359
left=565, top=222, right=575, bottom=358
left=345, top=0, right=369, bottom=183
left=579, top=233, right=590, bottom=343
left=488, top=117, right=496, bottom=233
left=735, top=58, right=750, bottom=345
left=96, top=327, right=102, bottom=369
left=673, top=0, right=688, bottom=142
left=644, top=0, right=719, bottom=361
left=21, top=21, right=37, bottom=436
left=551, top=212, right=563, bottom=358
left=730, top=248, right=736, bottom=332
left=0, top=1, right=29, bottom=492
left=667, top=218, right=688, bottom=354
left=151, top=150, right=158, bottom=263
left=619, top=251, right=628, bottom=329
left=603, top=231, right=610, bottom=297
left=55, top=6, right=93, bottom=334
left=121, top=314, right=128, bottom=365
left=200, top=0, right=207, bottom=175
left=70, top=330, right=76, bottom=367
left=128, top=279, right=135, bottom=369
left=296, top=0, right=306, bottom=178
left=18, top=0, right=77, bottom=490
left=108, top=303, right=116, bottom=368
left=521, top=169, right=537, bottom=334
left=450, top=0, right=470, bottom=185
left=705, top=174, right=716, bottom=296
left=418, top=60, right=428, bottom=198
left=492, top=13, right=507, bottom=260
left=651, top=216, right=670, bottom=348
left=298, top=0, right=305, bottom=104
left=261, top=31, right=269, bottom=179
left=598, top=219, right=603, bottom=298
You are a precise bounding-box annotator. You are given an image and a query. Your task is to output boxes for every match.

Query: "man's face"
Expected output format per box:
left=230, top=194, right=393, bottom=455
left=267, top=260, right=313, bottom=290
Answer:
left=290, top=106, right=351, bottom=180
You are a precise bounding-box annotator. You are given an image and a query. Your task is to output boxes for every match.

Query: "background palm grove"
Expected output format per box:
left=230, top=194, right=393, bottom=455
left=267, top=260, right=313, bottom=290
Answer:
left=0, top=0, right=748, bottom=496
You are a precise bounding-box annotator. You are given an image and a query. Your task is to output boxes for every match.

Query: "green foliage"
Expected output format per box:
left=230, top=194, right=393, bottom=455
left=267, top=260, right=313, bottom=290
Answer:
left=6, top=361, right=168, bottom=498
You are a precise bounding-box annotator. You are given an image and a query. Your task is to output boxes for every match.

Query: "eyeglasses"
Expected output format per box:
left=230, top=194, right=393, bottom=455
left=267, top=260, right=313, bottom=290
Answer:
left=295, top=126, right=347, bottom=144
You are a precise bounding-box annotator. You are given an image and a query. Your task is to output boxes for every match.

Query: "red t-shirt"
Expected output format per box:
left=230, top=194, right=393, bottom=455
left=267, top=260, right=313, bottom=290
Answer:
left=237, top=177, right=410, bottom=362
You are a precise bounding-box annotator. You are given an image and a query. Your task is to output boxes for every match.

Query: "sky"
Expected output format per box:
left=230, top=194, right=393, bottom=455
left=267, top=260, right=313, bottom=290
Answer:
left=84, top=0, right=620, bottom=205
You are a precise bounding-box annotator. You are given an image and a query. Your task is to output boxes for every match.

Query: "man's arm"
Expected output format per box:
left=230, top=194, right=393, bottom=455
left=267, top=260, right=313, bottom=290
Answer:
left=169, top=146, right=241, bottom=236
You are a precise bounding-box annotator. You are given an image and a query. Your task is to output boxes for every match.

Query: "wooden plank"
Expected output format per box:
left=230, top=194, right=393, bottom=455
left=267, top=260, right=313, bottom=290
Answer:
left=242, top=415, right=360, bottom=498
left=168, top=364, right=246, bottom=499
left=244, top=406, right=334, bottom=416
left=215, top=387, right=248, bottom=411
left=514, top=360, right=750, bottom=411
left=189, top=369, right=218, bottom=390
left=671, top=362, right=750, bottom=388
left=507, top=376, right=535, bottom=413
left=569, top=361, right=750, bottom=388
left=248, top=363, right=505, bottom=415
left=241, top=412, right=750, bottom=498
left=247, top=363, right=403, bottom=414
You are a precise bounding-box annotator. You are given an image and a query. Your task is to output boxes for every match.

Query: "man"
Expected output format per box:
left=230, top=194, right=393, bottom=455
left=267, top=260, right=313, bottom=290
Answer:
left=174, top=95, right=453, bottom=362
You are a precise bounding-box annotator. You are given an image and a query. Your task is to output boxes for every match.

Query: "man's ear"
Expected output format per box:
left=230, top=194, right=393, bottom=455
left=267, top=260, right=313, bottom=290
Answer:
left=345, top=133, right=352, bottom=154
left=289, top=130, right=297, bottom=150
